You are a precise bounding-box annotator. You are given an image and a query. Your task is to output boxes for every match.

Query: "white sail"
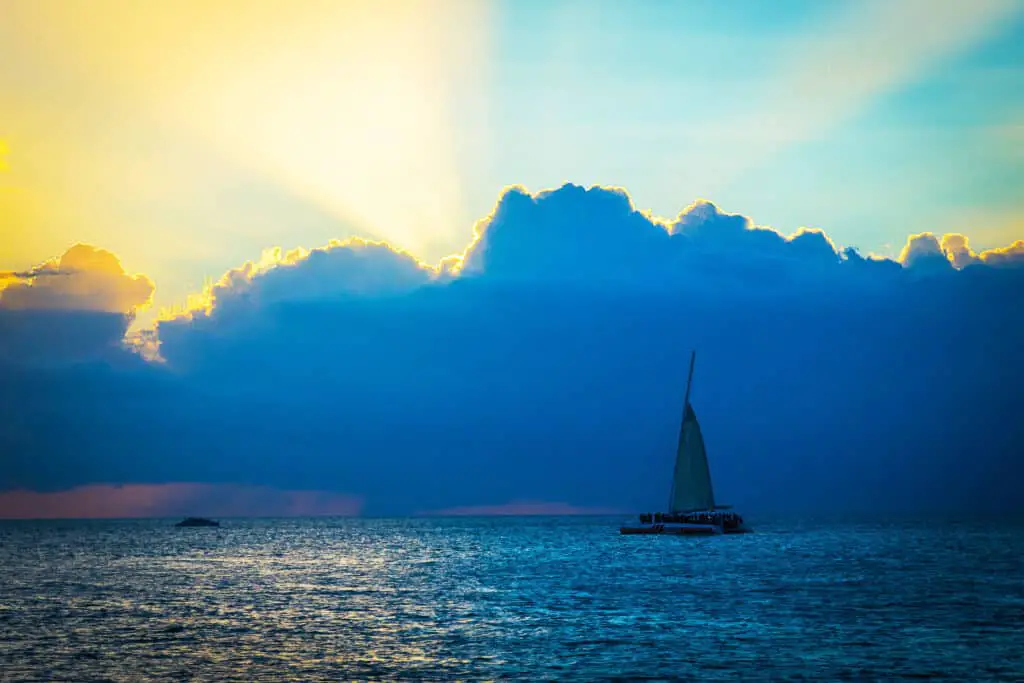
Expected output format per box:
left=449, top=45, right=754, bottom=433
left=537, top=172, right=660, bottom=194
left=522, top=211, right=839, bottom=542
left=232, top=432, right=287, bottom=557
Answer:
left=668, top=402, right=716, bottom=513
left=667, top=350, right=716, bottom=513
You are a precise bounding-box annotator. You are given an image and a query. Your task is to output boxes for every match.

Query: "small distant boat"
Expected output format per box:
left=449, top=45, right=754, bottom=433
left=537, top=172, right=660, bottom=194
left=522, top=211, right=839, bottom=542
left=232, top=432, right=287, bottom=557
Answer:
left=620, top=351, right=748, bottom=536
left=174, top=517, right=220, bottom=527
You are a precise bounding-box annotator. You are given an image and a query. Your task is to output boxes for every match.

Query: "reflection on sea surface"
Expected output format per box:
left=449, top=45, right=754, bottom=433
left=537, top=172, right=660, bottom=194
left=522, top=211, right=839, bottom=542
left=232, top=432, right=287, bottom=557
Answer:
left=1, top=516, right=1022, bottom=680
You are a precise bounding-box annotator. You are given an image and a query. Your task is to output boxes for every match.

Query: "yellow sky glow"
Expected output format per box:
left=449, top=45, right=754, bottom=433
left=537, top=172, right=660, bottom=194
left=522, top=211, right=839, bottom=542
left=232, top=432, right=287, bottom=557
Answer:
left=1, top=0, right=491, bottom=310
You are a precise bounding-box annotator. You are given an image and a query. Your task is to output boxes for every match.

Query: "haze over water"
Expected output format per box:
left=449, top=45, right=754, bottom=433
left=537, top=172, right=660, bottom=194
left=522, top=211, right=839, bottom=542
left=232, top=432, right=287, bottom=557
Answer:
left=2, top=516, right=1021, bottom=681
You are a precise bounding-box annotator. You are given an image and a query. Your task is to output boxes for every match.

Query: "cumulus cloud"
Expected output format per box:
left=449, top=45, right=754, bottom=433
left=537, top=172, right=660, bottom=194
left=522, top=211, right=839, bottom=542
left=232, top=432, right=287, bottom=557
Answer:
left=898, top=232, right=954, bottom=272
left=0, top=244, right=153, bottom=313
left=975, top=239, right=1024, bottom=267
left=147, top=184, right=1022, bottom=329
left=0, top=244, right=153, bottom=365
left=2, top=184, right=1022, bottom=517
left=457, top=184, right=668, bottom=281
left=151, top=237, right=436, bottom=366
left=455, top=186, right=854, bottom=292
left=899, top=232, right=1024, bottom=271
left=938, top=233, right=979, bottom=269
left=175, top=238, right=432, bottom=319
left=453, top=186, right=927, bottom=297
left=673, top=203, right=841, bottom=270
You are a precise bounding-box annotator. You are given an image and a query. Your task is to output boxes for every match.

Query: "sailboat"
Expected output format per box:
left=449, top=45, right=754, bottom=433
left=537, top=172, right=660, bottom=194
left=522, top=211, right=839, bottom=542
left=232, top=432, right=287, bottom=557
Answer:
left=619, top=350, right=748, bottom=536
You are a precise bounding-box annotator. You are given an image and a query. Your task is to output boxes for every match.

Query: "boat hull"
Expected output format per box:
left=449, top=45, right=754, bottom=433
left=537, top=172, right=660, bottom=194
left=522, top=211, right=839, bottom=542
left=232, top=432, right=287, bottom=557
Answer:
left=619, top=522, right=723, bottom=536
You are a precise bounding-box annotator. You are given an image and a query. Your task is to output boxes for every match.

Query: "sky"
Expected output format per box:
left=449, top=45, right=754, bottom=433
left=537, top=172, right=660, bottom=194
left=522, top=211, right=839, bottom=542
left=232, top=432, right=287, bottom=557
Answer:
left=0, top=0, right=1022, bottom=518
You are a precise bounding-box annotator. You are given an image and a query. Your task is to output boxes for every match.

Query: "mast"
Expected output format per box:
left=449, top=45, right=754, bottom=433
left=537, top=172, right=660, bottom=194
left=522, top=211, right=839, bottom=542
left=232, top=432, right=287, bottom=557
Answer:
left=682, top=350, right=696, bottom=415
left=667, top=350, right=696, bottom=511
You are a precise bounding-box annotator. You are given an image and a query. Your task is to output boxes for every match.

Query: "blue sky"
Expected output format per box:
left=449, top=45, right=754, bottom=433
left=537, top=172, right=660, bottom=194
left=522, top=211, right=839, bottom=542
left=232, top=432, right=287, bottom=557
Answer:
left=475, top=0, right=1024, bottom=255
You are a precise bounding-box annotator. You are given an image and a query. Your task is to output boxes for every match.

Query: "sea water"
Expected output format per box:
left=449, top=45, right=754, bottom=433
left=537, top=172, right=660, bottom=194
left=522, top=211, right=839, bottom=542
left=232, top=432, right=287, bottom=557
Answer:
left=1, top=516, right=1021, bottom=681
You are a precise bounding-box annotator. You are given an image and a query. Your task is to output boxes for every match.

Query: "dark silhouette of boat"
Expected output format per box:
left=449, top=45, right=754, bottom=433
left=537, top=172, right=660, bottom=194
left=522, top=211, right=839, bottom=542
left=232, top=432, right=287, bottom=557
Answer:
left=620, top=350, right=749, bottom=536
left=174, top=517, right=220, bottom=527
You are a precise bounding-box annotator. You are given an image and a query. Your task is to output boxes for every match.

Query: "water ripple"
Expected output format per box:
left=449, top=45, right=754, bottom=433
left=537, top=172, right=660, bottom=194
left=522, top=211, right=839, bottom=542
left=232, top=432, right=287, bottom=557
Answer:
left=0, top=516, right=1022, bottom=681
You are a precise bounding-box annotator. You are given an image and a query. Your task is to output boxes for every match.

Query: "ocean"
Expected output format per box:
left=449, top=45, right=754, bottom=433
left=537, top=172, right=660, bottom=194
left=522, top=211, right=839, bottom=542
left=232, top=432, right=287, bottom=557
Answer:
left=1, top=516, right=1021, bottom=681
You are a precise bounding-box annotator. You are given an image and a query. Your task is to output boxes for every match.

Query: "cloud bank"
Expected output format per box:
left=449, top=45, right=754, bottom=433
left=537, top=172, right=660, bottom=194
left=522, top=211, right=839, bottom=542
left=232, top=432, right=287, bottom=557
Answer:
left=2, top=184, right=1022, bottom=517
